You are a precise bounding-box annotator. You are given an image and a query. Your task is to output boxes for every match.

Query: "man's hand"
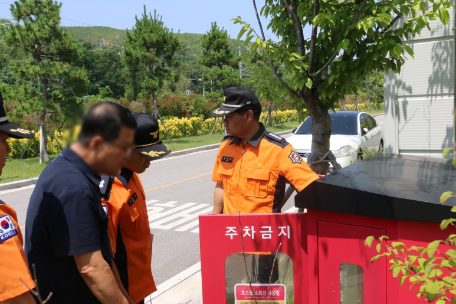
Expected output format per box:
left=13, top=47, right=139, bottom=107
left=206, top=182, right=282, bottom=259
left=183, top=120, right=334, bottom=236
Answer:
left=213, top=183, right=224, bottom=214
left=74, top=250, right=129, bottom=304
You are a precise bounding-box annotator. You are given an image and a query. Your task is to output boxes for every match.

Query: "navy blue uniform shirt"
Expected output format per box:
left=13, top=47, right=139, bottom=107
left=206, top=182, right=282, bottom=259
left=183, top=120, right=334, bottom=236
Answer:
left=25, top=147, right=111, bottom=303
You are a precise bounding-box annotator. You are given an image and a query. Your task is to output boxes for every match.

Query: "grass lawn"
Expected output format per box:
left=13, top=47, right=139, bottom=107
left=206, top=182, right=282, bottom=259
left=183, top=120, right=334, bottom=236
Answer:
left=0, top=155, right=58, bottom=184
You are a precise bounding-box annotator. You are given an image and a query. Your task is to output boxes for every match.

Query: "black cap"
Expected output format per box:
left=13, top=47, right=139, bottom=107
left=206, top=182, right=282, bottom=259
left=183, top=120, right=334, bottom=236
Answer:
left=0, top=91, right=33, bottom=139
left=211, top=87, right=260, bottom=117
left=133, top=112, right=171, bottom=161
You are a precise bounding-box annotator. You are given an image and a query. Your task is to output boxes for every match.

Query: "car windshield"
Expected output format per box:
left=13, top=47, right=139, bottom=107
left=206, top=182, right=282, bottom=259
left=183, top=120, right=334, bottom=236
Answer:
left=295, top=115, right=358, bottom=135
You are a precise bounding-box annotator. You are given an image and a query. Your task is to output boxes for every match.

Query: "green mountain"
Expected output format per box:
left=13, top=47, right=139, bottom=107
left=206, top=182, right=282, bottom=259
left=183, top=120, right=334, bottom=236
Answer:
left=63, top=26, right=243, bottom=56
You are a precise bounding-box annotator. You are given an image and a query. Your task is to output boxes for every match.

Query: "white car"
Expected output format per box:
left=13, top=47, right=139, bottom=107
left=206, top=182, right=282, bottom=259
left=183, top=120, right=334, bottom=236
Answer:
left=287, top=111, right=383, bottom=170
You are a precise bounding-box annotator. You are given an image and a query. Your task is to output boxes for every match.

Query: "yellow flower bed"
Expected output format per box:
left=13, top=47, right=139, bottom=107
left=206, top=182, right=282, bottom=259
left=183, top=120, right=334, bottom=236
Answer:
left=158, top=110, right=299, bottom=139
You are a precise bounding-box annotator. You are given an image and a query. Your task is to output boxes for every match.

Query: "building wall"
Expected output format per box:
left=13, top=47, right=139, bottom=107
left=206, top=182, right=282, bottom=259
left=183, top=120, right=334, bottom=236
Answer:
left=384, top=8, right=455, bottom=157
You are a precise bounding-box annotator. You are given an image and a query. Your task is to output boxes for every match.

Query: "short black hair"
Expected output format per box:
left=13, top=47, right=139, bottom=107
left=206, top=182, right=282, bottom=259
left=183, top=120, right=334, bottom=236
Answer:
left=236, top=103, right=262, bottom=121
left=77, top=102, right=137, bottom=146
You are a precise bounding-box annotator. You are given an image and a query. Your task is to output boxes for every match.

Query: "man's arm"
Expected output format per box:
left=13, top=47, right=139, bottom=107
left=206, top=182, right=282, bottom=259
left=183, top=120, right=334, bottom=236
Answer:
left=74, top=250, right=129, bottom=304
left=213, top=183, right=224, bottom=214
left=111, top=261, right=133, bottom=304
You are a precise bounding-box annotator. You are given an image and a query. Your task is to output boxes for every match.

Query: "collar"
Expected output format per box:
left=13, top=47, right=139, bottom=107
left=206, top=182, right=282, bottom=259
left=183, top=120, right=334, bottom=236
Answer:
left=117, top=168, right=134, bottom=187
left=61, top=147, right=101, bottom=187
left=229, top=123, right=266, bottom=148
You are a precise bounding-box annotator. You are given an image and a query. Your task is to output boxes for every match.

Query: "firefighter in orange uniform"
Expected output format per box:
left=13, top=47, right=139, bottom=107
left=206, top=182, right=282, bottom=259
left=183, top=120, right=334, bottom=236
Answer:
left=0, top=90, right=35, bottom=304
left=211, top=87, right=319, bottom=283
left=104, top=112, right=171, bottom=304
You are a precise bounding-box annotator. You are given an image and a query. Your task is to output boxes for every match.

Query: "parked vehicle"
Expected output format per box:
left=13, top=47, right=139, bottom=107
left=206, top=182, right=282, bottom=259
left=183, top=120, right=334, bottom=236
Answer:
left=287, top=111, right=383, bottom=170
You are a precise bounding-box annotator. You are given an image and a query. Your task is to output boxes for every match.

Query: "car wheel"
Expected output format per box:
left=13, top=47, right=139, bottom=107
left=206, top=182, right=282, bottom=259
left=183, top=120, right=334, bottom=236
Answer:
left=378, top=140, right=384, bottom=153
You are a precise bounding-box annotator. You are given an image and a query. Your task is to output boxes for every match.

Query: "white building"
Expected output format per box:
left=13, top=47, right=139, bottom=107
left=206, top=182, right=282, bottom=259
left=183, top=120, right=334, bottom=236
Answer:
left=384, top=8, right=455, bottom=157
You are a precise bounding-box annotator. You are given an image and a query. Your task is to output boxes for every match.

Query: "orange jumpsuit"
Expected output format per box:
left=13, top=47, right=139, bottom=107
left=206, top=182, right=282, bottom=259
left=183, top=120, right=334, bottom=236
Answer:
left=0, top=202, right=35, bottom=302
left=212, top=125, right=319, bottom=214
left=105, top=170, right=156, bottom=303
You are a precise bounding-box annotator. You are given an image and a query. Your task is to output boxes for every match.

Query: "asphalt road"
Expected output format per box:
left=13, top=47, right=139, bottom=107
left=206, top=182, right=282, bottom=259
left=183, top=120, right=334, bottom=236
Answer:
left=2, top=114, right=385, bottom=288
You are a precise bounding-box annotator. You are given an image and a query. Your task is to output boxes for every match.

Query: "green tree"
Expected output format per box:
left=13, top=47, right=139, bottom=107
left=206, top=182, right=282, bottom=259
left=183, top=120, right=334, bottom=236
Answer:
left=123, top=6, right=181, bottom=115
left=235, top=0, right=453, bottom=173
left=76, top=42, right=126, bottom=98
left=4, top=0, right=88, bottom=163
left=200, top=22, right=240, bottom=91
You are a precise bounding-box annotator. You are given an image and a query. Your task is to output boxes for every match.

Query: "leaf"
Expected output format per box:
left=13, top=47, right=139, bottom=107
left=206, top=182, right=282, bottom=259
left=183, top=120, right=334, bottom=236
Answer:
left=365, top=235, right=375, bottom=247
left=399, top=275, right=407, bottom=286
left=425, top=280, right=440, bottom=301
left=379, top=235, right=390, bottom=241
left=453, top=157, right=456, bottom=169
left=443, top=147, right=453, bottom=157
left=426, top=240, right=441, bottom=258
left=403, top=44, right=414, bottom=57
left=237, top=26, right=248, bottom=41
left=376, top=243, right=382, bottom=253
left=440, top=192, right=456, bottom=204
left=441, top=218, right=456, bottom=230
left=392, top=265, right=401, bottom=278
left=400, top=5, right=410, bottom=16
left=393, top=45, right=403, bottom=57
left=439, top=8, right=450, bottom=25
left=305, top=78, right=313, bottom=89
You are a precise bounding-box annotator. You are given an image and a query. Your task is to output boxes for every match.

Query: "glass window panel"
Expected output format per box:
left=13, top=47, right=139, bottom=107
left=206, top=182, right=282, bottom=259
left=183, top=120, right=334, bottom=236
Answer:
left=340, top=262, right=364, bottom=304
left=225, top=252, right=294, bottom=303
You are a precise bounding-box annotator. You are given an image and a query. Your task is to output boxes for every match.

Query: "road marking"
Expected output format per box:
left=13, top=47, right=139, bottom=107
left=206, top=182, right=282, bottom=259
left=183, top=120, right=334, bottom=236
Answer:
left=144, top=171, right=212, bottom=193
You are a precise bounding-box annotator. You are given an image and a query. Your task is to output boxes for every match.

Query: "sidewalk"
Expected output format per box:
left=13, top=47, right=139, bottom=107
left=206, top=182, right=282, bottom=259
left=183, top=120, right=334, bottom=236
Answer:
left=146, top=264, right=203, bottom=304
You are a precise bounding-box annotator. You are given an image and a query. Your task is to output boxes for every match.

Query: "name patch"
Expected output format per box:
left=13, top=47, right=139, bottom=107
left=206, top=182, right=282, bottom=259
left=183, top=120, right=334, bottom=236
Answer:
left=0, top=215, right=18, bottom=243
left=221, top=156, right=233, bottom=163
left=128, top=193, right=138, bottom=206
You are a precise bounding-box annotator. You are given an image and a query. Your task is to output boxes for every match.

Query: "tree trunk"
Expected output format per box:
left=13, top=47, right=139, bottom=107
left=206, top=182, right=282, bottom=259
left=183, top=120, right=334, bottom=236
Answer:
left=268, top=103, right=273, bottom=127
left=40, top=80, right=49, bottom=163
left=301, top=88, right=331, bottom=175
left=355, top=94, right=359, bottom=111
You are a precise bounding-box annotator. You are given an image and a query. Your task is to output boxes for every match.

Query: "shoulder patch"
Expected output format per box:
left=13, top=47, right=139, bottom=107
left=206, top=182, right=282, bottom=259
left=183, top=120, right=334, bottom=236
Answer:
left=264, top=132, right=288, bottom=148
left=289, top=151, right=303, bottom=164
left=222, top=135, right=234, bottom=142
left=0, top=200, right=4, bottom=205
left=0, top=214, right=18, bottom=243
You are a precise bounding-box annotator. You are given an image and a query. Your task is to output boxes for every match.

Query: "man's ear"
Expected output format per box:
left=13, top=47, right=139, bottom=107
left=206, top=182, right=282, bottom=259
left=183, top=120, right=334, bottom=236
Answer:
left=247, top=110, right=254, bottom=122
left=89, top=135, right=104, bottom=150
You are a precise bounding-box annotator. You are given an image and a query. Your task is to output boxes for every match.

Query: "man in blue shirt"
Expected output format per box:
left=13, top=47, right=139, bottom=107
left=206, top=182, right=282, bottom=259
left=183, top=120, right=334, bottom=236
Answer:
left=25, top=102, right=136, bottom=303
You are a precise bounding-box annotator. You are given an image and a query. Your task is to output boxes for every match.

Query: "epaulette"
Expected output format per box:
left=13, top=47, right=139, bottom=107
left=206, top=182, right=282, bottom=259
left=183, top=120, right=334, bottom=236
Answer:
left=222, top=134, right=234, bottom=142
left=0, top=200, right=5, bottom=204
left=264, top=132, right=288, bottom=148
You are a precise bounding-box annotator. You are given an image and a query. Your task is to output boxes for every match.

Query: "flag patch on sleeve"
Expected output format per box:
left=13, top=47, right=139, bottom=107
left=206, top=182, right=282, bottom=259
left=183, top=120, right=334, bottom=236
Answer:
left=0, top=215, right=18, bottom=243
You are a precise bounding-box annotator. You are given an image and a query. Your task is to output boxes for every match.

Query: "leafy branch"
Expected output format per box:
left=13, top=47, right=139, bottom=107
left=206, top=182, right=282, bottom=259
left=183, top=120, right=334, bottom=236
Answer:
left=366, top=148, right=456, bottom=303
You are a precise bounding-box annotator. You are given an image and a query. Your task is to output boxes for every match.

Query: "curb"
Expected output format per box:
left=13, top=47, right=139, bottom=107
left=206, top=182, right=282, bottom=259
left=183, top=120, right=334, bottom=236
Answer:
left=0, top=178, right=38, bottom=192
left=0, top=130, right=295, bottom=192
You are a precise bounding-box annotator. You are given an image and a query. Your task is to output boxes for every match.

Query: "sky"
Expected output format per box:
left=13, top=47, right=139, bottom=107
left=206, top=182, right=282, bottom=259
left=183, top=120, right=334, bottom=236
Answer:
left=0, top=0, right=277, bottom=40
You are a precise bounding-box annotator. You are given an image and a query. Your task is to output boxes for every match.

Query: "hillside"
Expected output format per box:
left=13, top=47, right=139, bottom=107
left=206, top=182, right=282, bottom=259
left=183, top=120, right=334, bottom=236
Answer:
left=64, top=26, right=244, bottom=55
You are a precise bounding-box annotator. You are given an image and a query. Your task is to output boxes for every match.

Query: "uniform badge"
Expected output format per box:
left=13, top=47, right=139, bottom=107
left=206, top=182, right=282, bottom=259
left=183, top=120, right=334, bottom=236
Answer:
left=289, top=151, right=303, bottom=164
left=128, top=193, right=138, bottom=206
left=0, top=215, right=18, bottom=243
left=222, top=156, right=233, bottom=163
